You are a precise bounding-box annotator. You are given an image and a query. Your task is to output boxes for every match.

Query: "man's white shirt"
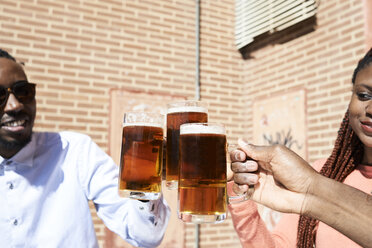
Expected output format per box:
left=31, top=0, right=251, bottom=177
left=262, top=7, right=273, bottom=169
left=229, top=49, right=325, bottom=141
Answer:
left=0, top=131, right=170, bottom=248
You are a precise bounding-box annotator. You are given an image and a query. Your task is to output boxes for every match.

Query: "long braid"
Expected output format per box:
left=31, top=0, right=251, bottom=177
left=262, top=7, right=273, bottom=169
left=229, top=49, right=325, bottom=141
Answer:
left=296, top=111, right=363, bottom=247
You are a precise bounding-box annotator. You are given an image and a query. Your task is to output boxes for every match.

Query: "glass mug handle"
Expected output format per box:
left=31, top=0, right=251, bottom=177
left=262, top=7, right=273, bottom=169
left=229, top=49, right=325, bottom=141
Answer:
left=228, top=185, right=254, bottom=204
left=227, top=143, right=254, bottom=204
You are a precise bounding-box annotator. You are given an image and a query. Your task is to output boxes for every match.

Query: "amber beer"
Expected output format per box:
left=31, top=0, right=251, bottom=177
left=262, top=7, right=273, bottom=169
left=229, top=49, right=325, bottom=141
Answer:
left=178, top=123, right=227, bottom=223
left=118, top=112, right=164, bottom=200
left=166, top=101, right=208, bottom=189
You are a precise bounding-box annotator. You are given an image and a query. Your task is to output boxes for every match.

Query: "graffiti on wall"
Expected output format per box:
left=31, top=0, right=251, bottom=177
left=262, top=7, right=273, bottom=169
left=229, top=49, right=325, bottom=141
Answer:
left=252, top=89, right=307, bottom=230
left=253, top=90, right=307, bottom=159
left=263, top=128, right=303, bottom=150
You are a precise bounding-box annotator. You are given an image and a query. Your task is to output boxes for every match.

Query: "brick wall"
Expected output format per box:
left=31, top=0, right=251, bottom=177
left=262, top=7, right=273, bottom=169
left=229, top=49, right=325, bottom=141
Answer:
left=0, top=0, right=243, bottom=247
left=0, top=0, right=367, bottom=247
left=242, top=0, right=365, bottom=164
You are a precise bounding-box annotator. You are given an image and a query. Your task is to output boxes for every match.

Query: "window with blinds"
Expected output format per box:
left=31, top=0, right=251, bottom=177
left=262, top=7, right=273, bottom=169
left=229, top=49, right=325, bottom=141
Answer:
left=235, top=0, right=319, bottom=58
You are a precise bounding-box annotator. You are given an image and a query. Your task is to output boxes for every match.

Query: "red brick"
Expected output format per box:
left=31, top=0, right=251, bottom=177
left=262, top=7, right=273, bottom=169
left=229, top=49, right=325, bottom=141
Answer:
left=0, top=0, right=365, bottom=247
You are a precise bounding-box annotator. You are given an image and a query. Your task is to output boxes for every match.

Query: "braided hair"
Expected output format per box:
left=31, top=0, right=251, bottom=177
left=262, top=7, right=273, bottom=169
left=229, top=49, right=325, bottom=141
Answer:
left=296, top=48, right=372, bottom=247
left=0, top=48, right=16, bottom=61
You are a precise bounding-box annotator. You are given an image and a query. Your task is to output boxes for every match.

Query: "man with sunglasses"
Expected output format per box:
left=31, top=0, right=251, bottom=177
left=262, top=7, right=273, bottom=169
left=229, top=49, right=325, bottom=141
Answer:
left=0, top=49, right=170, bottom=248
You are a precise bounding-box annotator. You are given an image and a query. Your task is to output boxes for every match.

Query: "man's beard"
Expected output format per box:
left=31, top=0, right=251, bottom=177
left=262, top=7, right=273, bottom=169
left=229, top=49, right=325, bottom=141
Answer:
left=0, top=133, right=32, bottom=152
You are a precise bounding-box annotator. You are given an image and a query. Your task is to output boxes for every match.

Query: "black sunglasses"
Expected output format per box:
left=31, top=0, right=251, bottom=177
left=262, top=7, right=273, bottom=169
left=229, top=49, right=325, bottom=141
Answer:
left=0, top=81, right=36, bottom=107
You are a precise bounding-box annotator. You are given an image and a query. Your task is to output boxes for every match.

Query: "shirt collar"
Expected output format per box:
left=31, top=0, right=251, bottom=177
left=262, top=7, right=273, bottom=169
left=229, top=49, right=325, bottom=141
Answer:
left=0, top=132, right=37, bottom=167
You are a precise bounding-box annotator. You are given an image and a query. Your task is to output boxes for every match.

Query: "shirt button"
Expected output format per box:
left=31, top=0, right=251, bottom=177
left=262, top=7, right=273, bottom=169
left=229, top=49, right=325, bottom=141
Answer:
left=6, top=161, right=12, bottom=165
left=9, top=183, right=14, bottom=190
left=13, top=219, right=18, bottom=226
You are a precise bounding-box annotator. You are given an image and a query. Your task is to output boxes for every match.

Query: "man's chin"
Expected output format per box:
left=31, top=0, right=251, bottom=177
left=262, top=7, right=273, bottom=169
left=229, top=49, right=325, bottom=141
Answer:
left=0, top=135, right=32, bottom=153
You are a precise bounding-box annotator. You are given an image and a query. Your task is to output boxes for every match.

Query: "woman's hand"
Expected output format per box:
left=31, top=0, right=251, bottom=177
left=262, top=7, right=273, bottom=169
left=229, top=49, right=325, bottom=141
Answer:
left=230, top=139, right=319, bottom=214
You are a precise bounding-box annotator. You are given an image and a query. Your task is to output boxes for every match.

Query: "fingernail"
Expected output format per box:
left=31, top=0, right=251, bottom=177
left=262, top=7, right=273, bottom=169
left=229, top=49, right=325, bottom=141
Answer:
left=234, top=151, right=242, bottom=161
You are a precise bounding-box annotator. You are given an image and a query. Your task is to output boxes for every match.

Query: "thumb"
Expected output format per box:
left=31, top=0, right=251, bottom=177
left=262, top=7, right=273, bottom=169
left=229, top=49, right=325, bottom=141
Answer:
left=237, top=139, right=274, bottom=164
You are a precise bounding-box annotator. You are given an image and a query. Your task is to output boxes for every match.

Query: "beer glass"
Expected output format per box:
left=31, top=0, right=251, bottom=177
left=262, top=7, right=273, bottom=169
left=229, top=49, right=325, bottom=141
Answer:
left=166, top=101, right=208, bottom=190
left=118, top=112, right=164, bottom=200
left=178, top=123, right=227, bottom=223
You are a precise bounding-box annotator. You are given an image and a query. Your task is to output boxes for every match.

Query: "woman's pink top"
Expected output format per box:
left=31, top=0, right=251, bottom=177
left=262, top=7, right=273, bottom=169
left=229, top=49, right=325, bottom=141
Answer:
left=227, top=159, right=372, bottom=248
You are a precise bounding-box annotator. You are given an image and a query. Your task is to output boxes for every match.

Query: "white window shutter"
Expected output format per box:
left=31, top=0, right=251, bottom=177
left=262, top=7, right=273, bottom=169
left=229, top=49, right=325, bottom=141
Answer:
left=235, top=0, right=318, bottom=50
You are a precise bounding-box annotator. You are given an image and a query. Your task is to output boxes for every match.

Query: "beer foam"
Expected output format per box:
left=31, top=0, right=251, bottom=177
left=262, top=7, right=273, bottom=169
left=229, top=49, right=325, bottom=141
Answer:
left=123, top=122, right=163, bottom=128
left=167, top=106, right=207, bottom=114
left=180, top=124, right=225, bottom=135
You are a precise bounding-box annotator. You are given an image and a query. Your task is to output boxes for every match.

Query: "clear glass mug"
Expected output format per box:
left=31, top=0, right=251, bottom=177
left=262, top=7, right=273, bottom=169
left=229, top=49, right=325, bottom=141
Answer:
left=165, top=100, right=208, bottom=190
left=227, top=143, right=254, bottom=204
left=118, top=112, right=164, bottom=200
left=177, top=123, right=227, bottom=224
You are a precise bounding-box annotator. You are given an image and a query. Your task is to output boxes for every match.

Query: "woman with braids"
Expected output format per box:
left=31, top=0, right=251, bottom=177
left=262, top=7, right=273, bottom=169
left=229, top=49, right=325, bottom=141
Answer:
left=228, top=48, right=372, bottom=248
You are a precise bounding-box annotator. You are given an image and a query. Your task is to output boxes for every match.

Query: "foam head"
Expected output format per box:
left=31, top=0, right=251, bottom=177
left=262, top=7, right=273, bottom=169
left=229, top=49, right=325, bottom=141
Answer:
left=167, top=105, right=208, bottom=114
left=180, top=123, right=225, bottom=135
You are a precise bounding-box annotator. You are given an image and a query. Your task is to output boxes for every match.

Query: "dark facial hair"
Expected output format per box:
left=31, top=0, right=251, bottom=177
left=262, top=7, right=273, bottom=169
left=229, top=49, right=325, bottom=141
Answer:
left=0, top=132, right=32, bottom=153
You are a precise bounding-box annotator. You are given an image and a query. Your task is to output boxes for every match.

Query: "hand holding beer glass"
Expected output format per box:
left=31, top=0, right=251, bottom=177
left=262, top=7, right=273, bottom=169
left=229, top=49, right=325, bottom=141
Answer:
left=118, top=112, right=164, bottom=200
left=166, top=101, right=208, bottom=189
left=178, top=123, right=227, bottom=224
